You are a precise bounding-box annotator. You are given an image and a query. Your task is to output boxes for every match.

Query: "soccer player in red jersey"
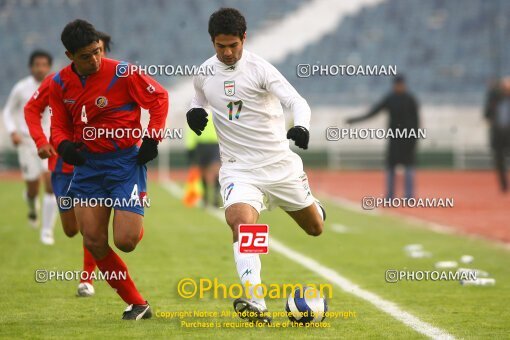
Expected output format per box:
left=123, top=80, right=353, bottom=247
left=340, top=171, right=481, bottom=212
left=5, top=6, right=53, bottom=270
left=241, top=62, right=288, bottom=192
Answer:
left=49, top=19, right=168, bottom=320
left=24, top=32, right=118, bottom=298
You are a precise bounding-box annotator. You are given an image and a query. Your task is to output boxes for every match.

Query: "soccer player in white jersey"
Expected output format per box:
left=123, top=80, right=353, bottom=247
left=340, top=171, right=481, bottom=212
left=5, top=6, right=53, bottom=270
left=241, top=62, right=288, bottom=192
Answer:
left=187, top=8, right=326, bottom=324
left=3, top=50, right=57, bottom=244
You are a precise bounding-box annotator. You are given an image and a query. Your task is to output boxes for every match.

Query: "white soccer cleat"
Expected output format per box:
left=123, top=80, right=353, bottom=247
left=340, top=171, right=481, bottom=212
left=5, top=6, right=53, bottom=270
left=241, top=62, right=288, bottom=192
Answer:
left=233, top=298, right=272, bottom=324
left=40, top=231, right=54, bottom=245
left=77, top=282, right=95, bottom=297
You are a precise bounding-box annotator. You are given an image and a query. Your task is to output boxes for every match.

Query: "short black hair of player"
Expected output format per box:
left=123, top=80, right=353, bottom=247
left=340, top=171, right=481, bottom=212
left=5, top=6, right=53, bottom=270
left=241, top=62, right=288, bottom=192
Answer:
left=61, top=19, right=100, bottom=54
left=29, top=50, right=52, bottom=67
left=208, top=8, right=247, bottom=41
left=97, top=30, right=112, bottom=53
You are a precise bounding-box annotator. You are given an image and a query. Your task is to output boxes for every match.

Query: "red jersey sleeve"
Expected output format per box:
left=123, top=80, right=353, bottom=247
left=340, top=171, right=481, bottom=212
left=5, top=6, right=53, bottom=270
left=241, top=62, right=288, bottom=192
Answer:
left=49, top=74, right=74, bottom=149
left=127, top=72, right=168, bottom=141
left=24, top=75, right=52, bottom=149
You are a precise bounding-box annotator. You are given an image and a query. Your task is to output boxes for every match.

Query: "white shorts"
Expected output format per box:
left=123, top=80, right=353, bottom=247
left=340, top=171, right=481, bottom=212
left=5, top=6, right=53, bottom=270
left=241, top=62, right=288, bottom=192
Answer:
left=17, top=135, right=48, bottom=181
left=219, top=152, right=316, bottom=213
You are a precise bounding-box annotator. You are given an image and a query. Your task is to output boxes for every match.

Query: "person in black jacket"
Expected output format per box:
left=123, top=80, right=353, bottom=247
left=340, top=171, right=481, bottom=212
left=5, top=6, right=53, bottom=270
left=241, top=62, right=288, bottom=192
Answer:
left=484, top=78, right=510, bottom=193
left=347, top=75, right=419, bottom=199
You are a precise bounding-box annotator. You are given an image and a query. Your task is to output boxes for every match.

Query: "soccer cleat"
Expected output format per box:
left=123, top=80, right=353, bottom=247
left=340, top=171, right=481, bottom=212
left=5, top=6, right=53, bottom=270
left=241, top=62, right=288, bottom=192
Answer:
left=316, top=200, right=326, bottom=221
left=122, top=303, right=152, bottom=320
left=233, top=298, right=272, bottom=325
left=77, top=282, right=95, bottom=297
left=40, top=231, right=54, bottom=245
left=28, top=212, right=38, bottom=229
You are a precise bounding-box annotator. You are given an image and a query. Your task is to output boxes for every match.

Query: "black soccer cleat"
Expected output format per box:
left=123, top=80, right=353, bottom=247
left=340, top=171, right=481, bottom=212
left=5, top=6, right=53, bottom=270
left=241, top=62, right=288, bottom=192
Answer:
left=233, top=298, right=272, bottom=325
left=122, top=303, right=152, bottom=320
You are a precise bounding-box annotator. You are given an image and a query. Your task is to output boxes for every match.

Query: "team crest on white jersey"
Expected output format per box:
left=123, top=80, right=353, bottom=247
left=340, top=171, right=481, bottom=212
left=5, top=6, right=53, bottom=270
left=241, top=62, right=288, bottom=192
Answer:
left=224, top=81, right=235, bottom=96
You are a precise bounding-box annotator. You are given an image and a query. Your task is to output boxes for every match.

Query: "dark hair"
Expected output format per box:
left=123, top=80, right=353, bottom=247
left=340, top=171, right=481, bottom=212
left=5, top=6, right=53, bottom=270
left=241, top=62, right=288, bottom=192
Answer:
left=208, top=8, right=246, bottom=41
left=97, top=30, right=112, bottom=52
left=394, top=75, right=406, bottom=84
left=61, top=19, right=100, bottom=54
left=29, top=50, right=52, bottom=67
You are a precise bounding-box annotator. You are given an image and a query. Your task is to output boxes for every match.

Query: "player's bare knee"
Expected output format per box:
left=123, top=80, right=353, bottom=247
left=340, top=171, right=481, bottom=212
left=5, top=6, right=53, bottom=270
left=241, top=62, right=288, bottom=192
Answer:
left=226, top=218, right=251, bottom=241
left=306, top=221, right=323, bottom=237
left=61, top=214, right=78, bottom=237
left=114, top=237, right=137, bottom=253
left=83, top=236, right=108, bottom=258
left=62, top=226, right=79, bottom=238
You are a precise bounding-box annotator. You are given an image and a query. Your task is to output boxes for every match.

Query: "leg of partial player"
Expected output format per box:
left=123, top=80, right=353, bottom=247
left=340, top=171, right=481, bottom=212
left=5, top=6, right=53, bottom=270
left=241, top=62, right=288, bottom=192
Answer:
left=226, top=203, right=271, bottom=324
left=77, top=206, right=149, bottom=320
left=40, top=171, right=57, bottom=245
left=203, top=162, right=220, bottom=207
left=493, top=147, right=508, bottom=192
left=386, top=165, right=396, bottom=199
left=285, top=201, right=324, bottom=237
left=25, top=179, right=39, bottom=228
left=404, top=165, right=415, bottom=199
left=112, top=209, right=151, bottom=320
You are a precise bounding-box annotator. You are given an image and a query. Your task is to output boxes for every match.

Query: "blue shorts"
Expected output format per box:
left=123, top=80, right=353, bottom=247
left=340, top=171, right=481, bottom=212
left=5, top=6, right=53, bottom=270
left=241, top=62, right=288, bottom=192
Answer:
left=67, top=145, right=148, bottom=216
left=51, top=172, right=73, bottom=212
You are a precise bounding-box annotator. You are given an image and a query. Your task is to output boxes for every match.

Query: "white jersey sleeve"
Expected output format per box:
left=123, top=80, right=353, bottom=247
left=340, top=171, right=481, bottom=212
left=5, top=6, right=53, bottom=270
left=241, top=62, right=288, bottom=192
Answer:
left=2, top=76, right=45, bottom=136
left=190, top=75, right=208, bottom=109
left=3, top=82, right=23, bottom=134
left=261, top=61, right=311, bottom=130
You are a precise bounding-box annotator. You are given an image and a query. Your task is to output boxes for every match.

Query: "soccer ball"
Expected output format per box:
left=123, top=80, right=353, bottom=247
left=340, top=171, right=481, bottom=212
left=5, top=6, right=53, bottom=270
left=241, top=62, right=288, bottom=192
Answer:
left=285, top=286, right=328, bottom=324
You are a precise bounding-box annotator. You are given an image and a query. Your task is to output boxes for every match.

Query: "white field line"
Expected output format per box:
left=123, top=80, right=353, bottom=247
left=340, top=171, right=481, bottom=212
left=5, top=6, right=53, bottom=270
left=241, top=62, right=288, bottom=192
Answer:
left=160, top=181, right=455, bottom=339
left=331, top=223, right=351, bottom=233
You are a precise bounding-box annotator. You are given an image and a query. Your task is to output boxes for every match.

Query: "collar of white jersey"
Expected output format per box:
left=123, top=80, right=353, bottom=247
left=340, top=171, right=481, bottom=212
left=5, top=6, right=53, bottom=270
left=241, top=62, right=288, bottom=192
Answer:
left=29, top=75, right=42, bottom=86
left=216, top=50, right=249, bottom=72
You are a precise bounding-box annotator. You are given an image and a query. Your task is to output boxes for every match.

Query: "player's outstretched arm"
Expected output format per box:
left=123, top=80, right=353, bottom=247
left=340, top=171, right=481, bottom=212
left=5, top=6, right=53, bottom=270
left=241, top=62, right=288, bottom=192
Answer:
left=49, top=75, right=83, bottom=165
left=3, top=83, right=23, bottom=146
left=262, top=62, right=311, bottom=149
left=346, top=96, right=388, bottom=125
left=24, top=76, right=55, bottom=159
left=126, top=70, right=168, bottom=165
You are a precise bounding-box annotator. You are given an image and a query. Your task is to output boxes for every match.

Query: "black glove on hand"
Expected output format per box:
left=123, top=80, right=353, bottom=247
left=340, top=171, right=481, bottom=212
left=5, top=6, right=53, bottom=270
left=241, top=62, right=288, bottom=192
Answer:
left=137, top=137, right=159, bottom=165
left=57, top=140, right=86, bottom=166
left=287, top=126, right=310, bottom=150
left=186, top=108, right=208, bottom=136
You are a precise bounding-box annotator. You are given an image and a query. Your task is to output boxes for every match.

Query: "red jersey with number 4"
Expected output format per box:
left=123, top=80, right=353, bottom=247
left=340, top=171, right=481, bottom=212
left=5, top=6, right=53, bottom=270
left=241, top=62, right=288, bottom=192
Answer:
left=24, top=73, right=74, bottom=174
left=49, top=58, right=168, bottom=154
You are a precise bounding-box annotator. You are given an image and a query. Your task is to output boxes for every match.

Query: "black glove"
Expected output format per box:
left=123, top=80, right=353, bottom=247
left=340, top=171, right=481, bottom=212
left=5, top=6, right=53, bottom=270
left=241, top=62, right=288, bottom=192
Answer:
left=186, top=108, right=208, bottom=136
left=287, top=126, right=310, bottom=150
left=57, top=140, right=86, bottom=166
left=137, top=137, right=158, bottom=165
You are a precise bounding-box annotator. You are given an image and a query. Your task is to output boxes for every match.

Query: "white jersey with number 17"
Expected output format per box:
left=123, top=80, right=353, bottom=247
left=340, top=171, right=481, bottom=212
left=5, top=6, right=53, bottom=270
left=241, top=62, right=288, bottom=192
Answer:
left=190, top=50, right=311, bottom=170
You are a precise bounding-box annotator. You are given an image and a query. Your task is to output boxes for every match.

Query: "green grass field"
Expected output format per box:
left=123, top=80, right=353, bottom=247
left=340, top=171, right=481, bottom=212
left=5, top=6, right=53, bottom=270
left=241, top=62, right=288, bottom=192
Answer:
left=0, top=180, right=509, bottom=339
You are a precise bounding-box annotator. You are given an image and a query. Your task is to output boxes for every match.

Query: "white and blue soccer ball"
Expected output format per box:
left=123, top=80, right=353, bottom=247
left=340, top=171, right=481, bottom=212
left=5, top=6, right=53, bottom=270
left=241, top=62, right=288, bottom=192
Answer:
left=285, top=286, right=328, bottom=324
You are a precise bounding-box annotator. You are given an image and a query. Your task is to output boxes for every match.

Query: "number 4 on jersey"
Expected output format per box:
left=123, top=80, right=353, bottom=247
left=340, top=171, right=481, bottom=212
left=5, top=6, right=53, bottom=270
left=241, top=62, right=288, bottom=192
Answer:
left=227, top=100, right=243, bottom=120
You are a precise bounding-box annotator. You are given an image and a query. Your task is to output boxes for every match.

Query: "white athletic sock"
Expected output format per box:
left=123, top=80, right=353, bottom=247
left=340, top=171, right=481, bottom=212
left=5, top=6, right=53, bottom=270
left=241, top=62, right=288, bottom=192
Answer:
left=233, top=241, right=266, bottom=309
left=315, top=202, right=324, bottom=221
left=41, top=193, right=57, bottom=234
